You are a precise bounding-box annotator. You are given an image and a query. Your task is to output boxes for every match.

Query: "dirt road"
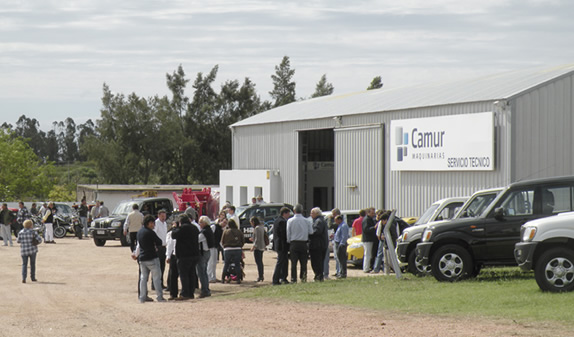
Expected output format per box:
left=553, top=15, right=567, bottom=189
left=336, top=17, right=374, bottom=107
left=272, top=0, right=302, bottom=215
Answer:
left=0, top=237, right=566, bottom=336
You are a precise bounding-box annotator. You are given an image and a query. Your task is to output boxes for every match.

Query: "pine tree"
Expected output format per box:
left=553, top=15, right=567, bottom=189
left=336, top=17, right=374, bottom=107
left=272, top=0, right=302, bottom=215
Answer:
left=269, top=56, right=296, bottom=107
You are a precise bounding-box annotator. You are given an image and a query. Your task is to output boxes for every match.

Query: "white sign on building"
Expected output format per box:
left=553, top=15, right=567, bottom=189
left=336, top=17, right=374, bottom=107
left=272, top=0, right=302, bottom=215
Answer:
left=390, top=112, right=494, bottom=171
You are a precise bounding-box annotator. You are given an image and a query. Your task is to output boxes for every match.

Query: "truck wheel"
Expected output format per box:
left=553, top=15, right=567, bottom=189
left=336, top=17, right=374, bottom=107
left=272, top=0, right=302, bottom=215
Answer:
left=94, top=238, right=106, bottom=247
left=535, top=248, right=574, bottom=292
left=54, top=226, right=67, bottom=238
left=431, top=244, right=473, bottom=282
left=408, top=249, right=430, bottom=276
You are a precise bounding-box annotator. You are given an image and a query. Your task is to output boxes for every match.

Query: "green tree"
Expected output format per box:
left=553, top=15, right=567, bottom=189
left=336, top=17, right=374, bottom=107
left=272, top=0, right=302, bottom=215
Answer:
left=0, top=130, right=52, bottom=200
left=269, top=56, right=296, bottom=107
left=57, top=117, right=79, bottom=163
left=367, top=76, right=383, bottom=90
left=45, top=128, right=60, bottom=163
left=77, top=119, right=96, bottom=161
left=83, top=65, right=267, bottom=186
left=13, top=115, right=47, bottom=158
left=311, top=74, right=334, bottom=98
left=48, top=185, right=76, bottom=202
left=84, top=84, right=161, bottom=184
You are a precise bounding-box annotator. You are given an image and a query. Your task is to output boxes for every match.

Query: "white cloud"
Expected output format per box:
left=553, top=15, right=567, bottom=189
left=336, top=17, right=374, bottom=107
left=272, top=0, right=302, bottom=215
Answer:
left=0, top=0, right=573, bottom=130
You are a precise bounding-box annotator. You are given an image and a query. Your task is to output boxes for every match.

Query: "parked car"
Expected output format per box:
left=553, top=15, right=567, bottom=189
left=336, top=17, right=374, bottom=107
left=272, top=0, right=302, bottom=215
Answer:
left=417, top=176, right=574, bottom=282
left=90, top=197, right=173, bottom=247
left=397, top=192, right=499, bottom=276
left=515, top=211, right=574, bottom=292
left=237, top=203, right=293, bottom=241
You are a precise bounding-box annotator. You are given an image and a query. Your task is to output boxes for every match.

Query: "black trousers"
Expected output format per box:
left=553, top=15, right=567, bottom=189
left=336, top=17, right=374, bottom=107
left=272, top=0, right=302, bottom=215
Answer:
left=157, top=246, right=166, bottom=287
left=254, top=250, right=264, bottom=280
left=272, top=249, right=289, bottom=284
left=309, top=248, right=326, bottom=281
left=337, top=243, right=348, bottom=277
left=177, top=256, right=199, bottom=298
left=129, top=232, right=138, bottom=253
left=167, top=254, right=179, bottom=298
left=289, top=241, right=308, bottom=283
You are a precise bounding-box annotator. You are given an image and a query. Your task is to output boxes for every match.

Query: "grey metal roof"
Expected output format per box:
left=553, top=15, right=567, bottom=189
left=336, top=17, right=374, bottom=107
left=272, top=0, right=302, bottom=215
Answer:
left=232, top=63, right=574, bottom=127
left=77, top=184, right=215, bottom=191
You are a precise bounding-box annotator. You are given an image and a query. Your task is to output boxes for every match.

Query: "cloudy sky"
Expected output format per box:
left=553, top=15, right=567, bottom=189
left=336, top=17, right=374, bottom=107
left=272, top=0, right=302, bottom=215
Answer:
left=1, top=0, right=573, bottom=130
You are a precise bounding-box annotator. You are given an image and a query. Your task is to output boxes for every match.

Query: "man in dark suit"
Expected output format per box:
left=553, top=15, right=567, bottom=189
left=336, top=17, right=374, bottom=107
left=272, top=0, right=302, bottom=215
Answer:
left=361, top=207, right=377, bottom=273
left=272, top=207, right=291, bottom=285
left=309, top=207, right=328, bottom=282
left=171, top=215, right=200, bottom=300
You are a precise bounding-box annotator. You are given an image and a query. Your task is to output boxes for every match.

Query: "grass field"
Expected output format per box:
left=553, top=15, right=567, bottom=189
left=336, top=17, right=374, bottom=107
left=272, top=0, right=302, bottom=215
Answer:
left=235, top=267, right=574, bottom=326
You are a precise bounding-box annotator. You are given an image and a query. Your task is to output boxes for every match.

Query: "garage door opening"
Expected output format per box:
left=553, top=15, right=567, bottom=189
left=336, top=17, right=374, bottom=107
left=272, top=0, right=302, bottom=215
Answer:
left=298, top=129, right=334, bottom=213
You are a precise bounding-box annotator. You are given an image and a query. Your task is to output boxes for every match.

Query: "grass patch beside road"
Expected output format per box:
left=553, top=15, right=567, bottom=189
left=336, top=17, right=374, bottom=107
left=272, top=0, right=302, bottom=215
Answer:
left=234, top=267, right=574, bottom=325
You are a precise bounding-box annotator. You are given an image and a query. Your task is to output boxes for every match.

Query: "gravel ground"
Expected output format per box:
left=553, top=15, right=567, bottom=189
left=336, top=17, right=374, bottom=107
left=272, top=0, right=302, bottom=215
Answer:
left=0, top=237, right=568, bottom=336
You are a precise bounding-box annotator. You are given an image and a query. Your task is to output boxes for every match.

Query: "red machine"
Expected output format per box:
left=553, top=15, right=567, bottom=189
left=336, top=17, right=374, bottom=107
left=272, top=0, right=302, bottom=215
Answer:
left=173, top=187, right=219, bottom=220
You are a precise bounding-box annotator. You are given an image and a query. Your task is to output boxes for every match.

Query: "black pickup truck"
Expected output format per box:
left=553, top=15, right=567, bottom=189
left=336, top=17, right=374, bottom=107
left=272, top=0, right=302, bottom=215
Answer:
left=90, top=197, right=173, bottom=247
left=416, top=176, right=574, bottom=282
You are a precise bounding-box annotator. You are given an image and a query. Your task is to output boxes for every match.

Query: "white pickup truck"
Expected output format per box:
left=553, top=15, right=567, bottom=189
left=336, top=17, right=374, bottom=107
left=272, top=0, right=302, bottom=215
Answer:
left=515, top=211, right=574, bottom=292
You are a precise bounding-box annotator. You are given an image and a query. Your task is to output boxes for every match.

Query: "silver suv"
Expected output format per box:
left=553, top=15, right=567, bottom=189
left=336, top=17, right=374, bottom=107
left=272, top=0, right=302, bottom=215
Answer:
left=515, top=211, right=574, bottom=292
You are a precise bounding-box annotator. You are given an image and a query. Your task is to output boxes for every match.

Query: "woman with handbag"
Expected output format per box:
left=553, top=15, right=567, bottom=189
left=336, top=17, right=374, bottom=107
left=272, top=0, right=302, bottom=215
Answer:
left=17, top=219, right=43, bottom=283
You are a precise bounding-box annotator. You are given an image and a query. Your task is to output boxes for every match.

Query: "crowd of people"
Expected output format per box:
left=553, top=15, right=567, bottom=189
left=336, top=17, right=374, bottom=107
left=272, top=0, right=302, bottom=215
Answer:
left=129, top=200, right=407, bottom=303
left=129, top=203, right=244, bottom=302
left=5, top=196, right=405, bottom=298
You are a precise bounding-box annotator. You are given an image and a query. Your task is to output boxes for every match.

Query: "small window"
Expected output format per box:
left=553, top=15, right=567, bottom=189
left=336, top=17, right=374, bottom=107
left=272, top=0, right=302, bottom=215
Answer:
left=543, top=186, right=572, bottom=214
left=266, top=207, right=279, bottom=218
left=500, top=190, right=534, bottom=216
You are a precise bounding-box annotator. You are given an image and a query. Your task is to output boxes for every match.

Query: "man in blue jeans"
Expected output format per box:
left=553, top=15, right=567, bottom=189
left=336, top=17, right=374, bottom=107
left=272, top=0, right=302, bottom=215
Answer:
left=333, top=215, right=349, bottom=278
left=136, top=215, right=166, bottom=303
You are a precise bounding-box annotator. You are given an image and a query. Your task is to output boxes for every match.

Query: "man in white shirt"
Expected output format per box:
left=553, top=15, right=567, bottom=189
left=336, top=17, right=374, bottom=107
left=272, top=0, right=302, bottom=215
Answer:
left=123, top=204, right=144, bottom=253
left=286, top=204, right=313, bottom=283
left=227, top=206, right=240, bottom=228
left=154, top=209, right=168, bottom=290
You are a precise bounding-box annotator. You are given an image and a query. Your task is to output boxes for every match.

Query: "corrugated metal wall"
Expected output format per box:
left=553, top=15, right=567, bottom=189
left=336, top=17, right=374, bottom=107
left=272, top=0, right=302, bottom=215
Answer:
left=513, top=74, right=574, bottom=181
left=334, top=125, right=384, bottom=210
left=232, top=101, right=513, bottom=217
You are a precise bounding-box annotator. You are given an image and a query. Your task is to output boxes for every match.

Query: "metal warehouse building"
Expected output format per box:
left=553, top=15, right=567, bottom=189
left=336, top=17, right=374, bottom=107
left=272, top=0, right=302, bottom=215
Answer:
left=220, top=64, right=574, bottom=216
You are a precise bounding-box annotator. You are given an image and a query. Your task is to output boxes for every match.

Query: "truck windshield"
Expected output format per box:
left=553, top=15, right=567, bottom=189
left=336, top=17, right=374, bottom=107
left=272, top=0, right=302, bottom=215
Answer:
left=415, top=203, right=440, bottom=225
left=459, top=191, right=500, bottom=218
left=112, top=202, right=136, bottom=216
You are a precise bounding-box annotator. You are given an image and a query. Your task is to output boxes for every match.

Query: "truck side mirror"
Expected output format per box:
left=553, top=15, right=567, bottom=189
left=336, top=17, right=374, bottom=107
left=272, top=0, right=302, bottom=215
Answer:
left=494, top=207, right=505, bottom=221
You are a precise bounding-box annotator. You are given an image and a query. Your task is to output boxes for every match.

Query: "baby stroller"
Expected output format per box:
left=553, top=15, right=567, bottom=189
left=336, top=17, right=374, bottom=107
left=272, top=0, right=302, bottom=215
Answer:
left=225, top=260, right=245, bottom=284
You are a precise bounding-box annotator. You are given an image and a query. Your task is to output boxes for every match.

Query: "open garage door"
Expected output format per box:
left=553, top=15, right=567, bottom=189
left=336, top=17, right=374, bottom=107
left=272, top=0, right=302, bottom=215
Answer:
left=334, top=124, right=384, bottom=210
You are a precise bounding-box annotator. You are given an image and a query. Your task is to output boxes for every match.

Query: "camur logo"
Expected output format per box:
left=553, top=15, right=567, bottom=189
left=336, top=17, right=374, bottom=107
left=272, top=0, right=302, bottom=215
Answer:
left=395, top=127, right=408, bottom=161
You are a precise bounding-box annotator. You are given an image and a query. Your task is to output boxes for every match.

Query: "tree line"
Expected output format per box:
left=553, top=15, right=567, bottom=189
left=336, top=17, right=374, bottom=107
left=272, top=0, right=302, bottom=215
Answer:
left=1, top=56, right=383, bottom=200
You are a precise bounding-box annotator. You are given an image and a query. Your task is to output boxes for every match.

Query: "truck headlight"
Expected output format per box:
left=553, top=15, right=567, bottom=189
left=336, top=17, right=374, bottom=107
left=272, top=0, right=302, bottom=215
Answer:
left=112, top=221, right=122, bottom=227
left=400, top=232, right=408, bottom=242
left=422, top=229, right=433, bottom=242
left=522, top=227, right=537, bottom=242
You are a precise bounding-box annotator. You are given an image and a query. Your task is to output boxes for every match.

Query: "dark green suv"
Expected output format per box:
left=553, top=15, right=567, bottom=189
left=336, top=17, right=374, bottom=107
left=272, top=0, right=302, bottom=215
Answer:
left=90, top=197, right=173, bottom=247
